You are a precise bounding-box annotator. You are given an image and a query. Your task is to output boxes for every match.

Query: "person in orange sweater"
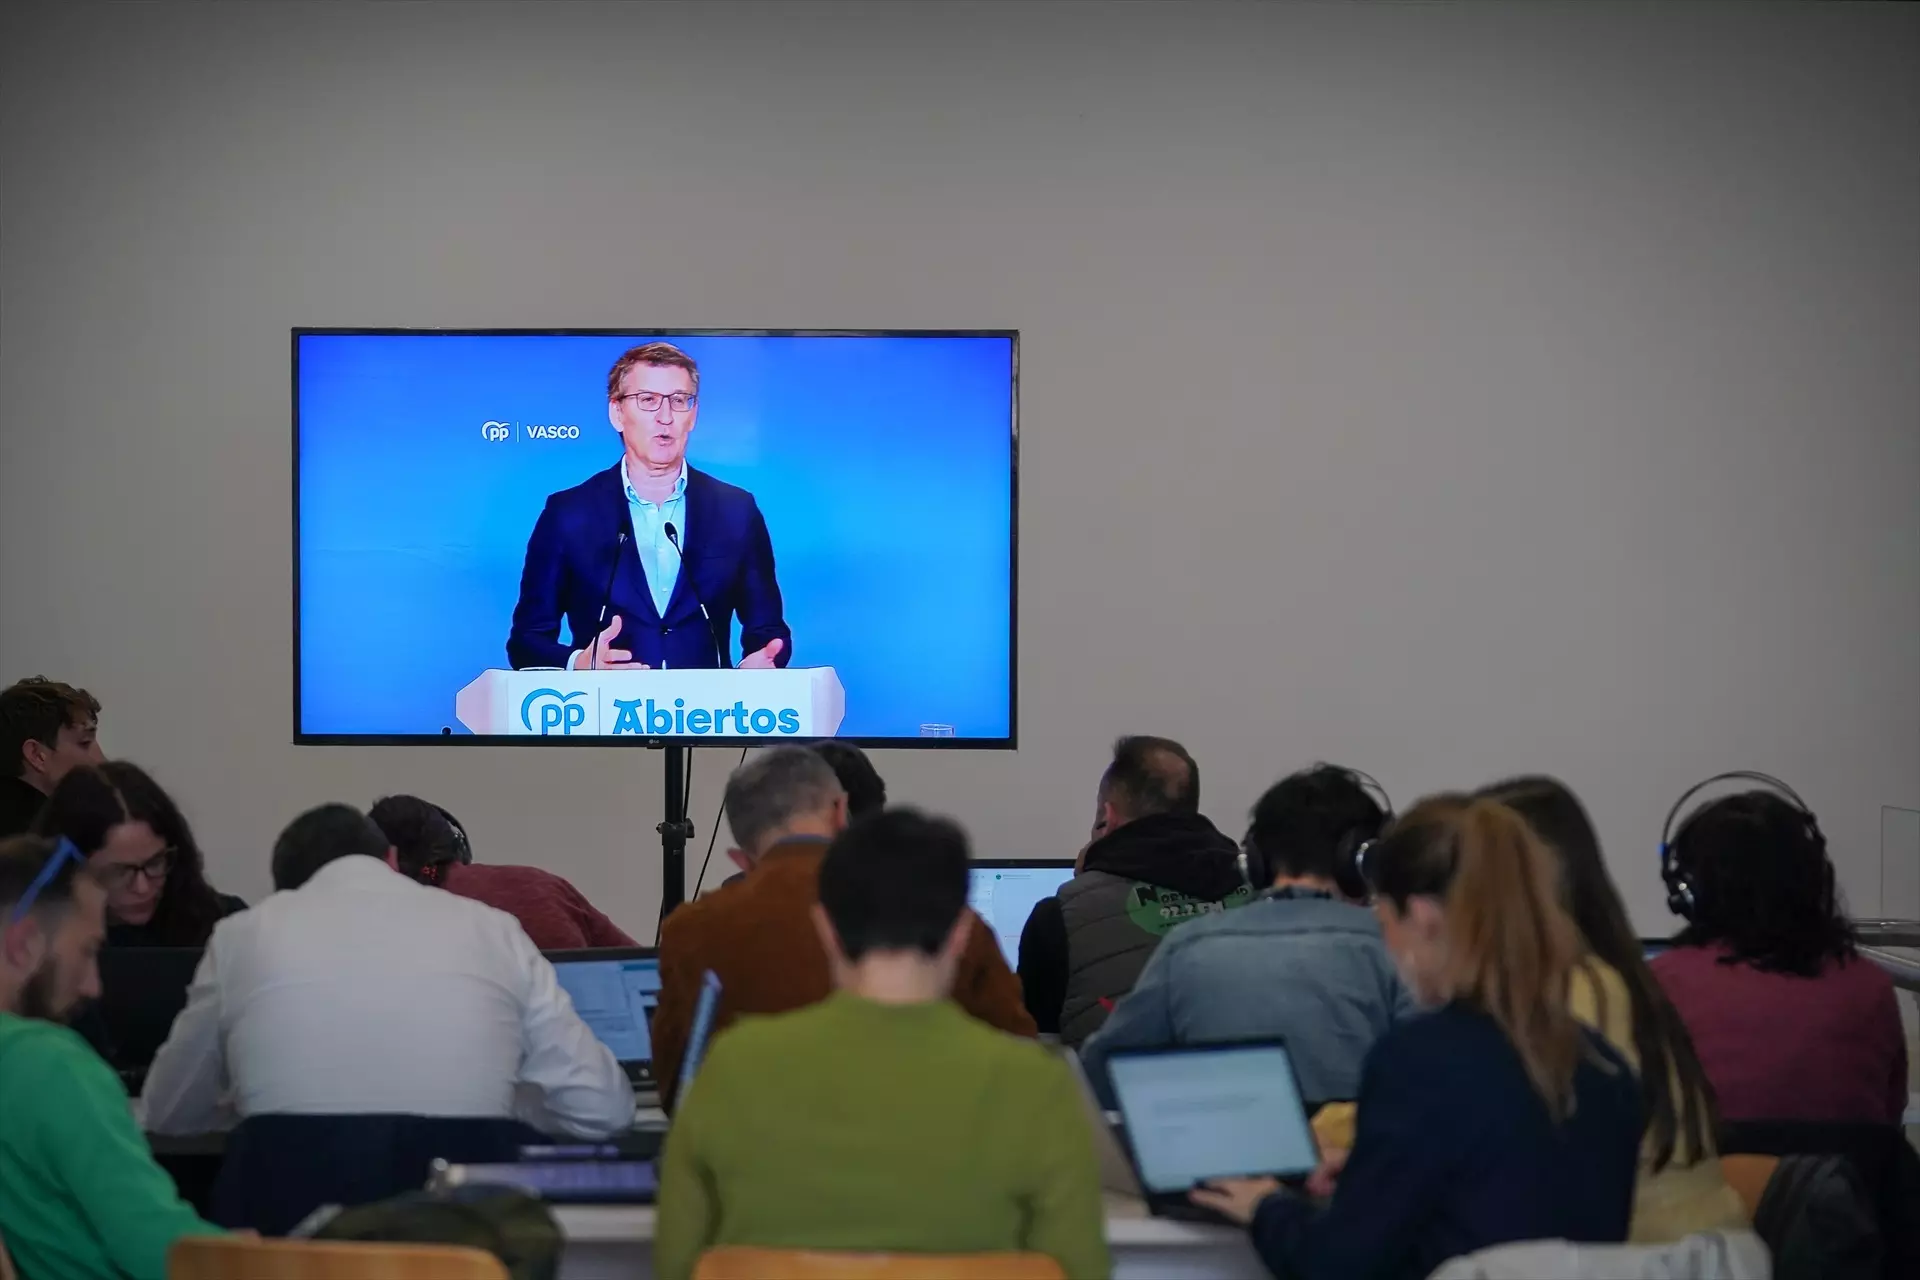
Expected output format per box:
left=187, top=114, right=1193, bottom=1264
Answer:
left=651, top=747, right=1034, bottom=1104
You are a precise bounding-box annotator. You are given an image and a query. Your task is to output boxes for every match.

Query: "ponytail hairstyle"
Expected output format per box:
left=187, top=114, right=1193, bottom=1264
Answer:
left=1368, top=794, right=1593, bottom=1120
left=367, top=794, right=464, bottom=886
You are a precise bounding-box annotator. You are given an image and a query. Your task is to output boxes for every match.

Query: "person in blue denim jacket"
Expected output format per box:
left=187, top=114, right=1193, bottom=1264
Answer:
left=1083, top=764, right=1415, bottom=1108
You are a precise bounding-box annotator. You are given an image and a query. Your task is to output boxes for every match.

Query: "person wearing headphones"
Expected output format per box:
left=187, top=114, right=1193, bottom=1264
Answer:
left=1650, top=780, right=1906, bottom=1127
left=1191, top=795, right=1641, bottom=1280
left=1080, top=764, right=1412, bottom=1110
left=368, top=795, right=636, bottom=951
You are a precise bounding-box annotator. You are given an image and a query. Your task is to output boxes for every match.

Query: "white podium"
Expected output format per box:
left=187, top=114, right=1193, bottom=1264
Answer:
left=455, top=667, right=845, bottom=739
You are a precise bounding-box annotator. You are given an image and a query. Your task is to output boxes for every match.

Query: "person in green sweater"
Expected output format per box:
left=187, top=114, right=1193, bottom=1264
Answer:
left=656, top=809, right=1112, bottom=1280
left=0, top=834, right=222, bottom=1280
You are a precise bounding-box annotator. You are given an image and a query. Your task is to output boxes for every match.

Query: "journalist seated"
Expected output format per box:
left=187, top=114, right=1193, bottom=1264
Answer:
left=140, top=803, right=633, bottom=1140
left=1082, top=764, right=1412, bottom=1109
left=0, top=835, right=223, bottom=1280
left=652, top=747, right=1032, bottom=1104
left=1019, top=735, right=1249, bottom=1044
left=370, top=794, right=636, bottom=951
left=656, top=809, right=1109, bottom=1280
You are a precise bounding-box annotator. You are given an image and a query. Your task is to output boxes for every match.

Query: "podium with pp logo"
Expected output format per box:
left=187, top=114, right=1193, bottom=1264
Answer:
left=454, top=667, right=846, bottom=738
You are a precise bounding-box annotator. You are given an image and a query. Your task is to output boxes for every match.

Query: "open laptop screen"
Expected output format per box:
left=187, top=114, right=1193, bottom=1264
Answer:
left=548, top=950, right=661, bottom=1065
left=968, top=861, right=1075, bottom=963
left=1107, top=1043, right=1319, bottom=1194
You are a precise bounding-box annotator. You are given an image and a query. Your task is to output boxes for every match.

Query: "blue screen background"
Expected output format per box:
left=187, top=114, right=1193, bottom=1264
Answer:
left=297, top=332, right=1014, bottom=740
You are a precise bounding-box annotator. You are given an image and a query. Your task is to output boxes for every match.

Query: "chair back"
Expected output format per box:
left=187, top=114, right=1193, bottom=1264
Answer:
left=694, top=1248, right=1066, bottom=1280
left=209, top=1113, right=545, bottom=1236
left=1721, top=1120, right=1919, bottom=1280
left=170, top=1236, right=508, bottom=1279
left=1427, top=1230, right=1771, bottom=1279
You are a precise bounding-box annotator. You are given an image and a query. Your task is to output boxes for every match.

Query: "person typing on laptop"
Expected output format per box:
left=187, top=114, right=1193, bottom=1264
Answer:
left=651, top=748, right=1032, bottom=1105
left=1190, top=796, right=1641, bottom=1280
left=656, top=810, right=1109, bottom=1280
left=140, top=804, right=634, bottom=1140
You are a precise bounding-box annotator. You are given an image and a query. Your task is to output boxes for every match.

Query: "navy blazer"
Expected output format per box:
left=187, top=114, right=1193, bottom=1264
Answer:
left=1249, top=1003, right=1641, bottom=1280
left=507, top=463, right=790, bottom=671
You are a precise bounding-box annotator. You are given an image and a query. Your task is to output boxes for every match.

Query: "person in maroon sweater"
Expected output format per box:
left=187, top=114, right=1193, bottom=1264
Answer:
left=369, top=795, right=637, bottom=950
left=1650, top=786, right=1907, bottom=1127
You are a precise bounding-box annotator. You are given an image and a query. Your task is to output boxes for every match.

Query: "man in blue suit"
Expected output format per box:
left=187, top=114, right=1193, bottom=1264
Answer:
left=508, top=342, right=791, bottom=671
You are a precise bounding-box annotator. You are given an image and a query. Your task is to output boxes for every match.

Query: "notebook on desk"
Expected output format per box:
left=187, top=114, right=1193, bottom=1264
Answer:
left=1105, top=1040, right=1320, bottom=1221
left=545, top=947, right=661, bottom=1095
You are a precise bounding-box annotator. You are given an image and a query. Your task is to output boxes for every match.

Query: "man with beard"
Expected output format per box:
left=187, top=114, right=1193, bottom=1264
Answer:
left=0, top=835, right=221, bottom=1280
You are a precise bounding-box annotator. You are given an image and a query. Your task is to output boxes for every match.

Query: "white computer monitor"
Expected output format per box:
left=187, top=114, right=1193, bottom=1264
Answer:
left=967, top=859, right=1075, bottom=964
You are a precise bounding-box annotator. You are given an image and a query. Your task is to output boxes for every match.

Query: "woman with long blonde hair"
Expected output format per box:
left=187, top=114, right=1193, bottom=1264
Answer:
left=1192, top=795, right=1642, bottom=1280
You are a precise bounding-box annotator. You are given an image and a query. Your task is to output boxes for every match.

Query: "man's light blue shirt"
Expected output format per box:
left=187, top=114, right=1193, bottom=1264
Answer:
left=622, top=457, right=686, bottom=618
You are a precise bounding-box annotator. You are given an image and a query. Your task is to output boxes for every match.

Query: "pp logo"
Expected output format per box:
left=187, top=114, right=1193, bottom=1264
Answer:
left=520, top=688, right=588, bottom=735
left=481, top=420, right=512, bottom=442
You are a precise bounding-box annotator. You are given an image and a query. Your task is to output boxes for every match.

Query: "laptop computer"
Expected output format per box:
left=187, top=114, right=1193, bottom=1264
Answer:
left=97, top=947, right=203, bottom=1093
left=545, top=947, right=661, bottom=1094
left=967, top=859, right=1076, bottom=964
left=672, top=969, right=723, bottom=1109
left=1105, top=1040, right=1320, bottom=1219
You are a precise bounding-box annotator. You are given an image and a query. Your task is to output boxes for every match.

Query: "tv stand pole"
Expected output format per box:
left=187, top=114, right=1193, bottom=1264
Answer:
left=654, top=742, right=693, bottom=927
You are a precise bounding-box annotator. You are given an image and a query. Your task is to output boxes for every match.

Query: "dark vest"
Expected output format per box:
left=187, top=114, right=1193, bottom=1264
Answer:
left=1057, top=870, right=1251, bottom=1045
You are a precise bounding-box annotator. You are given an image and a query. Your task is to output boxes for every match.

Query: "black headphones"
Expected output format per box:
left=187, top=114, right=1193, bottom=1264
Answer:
left=1659, top=770, right=1821, bottom=920
left=1238, top=765, right=1394, bottom=895
left=1336, top=769, right=1394, bottom=900
left=434, top=804, right=473, bottom=866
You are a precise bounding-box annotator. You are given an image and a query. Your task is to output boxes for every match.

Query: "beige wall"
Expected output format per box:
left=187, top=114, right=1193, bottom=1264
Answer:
left=2, top=1, right=1916, bottom=940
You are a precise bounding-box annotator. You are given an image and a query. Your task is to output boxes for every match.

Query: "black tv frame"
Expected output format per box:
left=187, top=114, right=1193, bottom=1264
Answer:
left=291, top=327, right=1020, bottom=751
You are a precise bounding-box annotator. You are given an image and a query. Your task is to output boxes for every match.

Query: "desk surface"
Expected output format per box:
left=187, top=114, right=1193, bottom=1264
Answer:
left=553, top=1196, right=1245, bottom=1247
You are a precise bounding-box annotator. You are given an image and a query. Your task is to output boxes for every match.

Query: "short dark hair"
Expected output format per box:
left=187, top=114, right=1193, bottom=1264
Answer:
left=1246, top=764, right=1387, bottom=885
left=817, top=809, right=969, bottom=961
left=810, top=741, right=886, bottom=818
left=35, top=762, right=227, bottom=947
left=1671, top=791, right=1853, bottom=977
left=0, top=833, right=98, bottom=922
left=369, top=795, right=466, bottom=884
left=0, top=677, right=100, bottom=779
left=272, top=803, right=392, bottom=892
left=1099, top=736, right=1198, bottom=821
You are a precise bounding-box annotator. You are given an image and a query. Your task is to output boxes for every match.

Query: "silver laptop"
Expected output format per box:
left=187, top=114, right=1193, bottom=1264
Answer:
left=1104, top=1040, right=1320, bottom=1219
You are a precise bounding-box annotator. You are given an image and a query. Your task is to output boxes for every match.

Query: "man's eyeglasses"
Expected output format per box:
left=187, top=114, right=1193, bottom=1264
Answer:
left=617, top=391, right=696, bottom=414
left=7, top=838, right=86, bottom=924
left=98, top=849, right=174, bottom=892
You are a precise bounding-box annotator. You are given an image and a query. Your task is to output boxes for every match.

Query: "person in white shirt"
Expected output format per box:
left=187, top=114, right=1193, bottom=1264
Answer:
left=141, top=803, right=634, bottom=1139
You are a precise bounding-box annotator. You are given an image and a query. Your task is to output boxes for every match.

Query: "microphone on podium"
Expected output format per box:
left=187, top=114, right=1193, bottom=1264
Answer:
left=665, top=521, right=728, bottom=668
left=583, top=517, right=631, bottom=670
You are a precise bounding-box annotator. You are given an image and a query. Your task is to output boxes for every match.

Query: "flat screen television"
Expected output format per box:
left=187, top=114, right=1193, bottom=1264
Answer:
left=294, top=329, right=1017, bottom=745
